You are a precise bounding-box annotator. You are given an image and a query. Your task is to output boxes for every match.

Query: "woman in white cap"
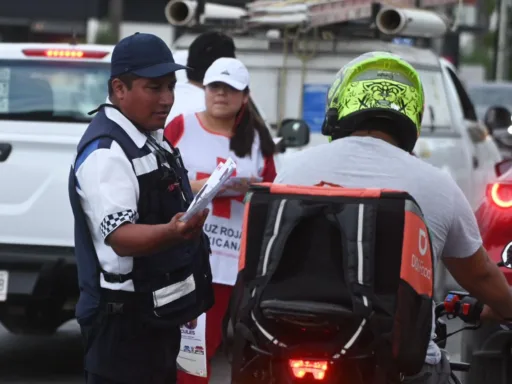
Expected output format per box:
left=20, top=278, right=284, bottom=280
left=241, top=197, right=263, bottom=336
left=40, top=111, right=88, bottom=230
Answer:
left=165, top=57, right=277, bottom=383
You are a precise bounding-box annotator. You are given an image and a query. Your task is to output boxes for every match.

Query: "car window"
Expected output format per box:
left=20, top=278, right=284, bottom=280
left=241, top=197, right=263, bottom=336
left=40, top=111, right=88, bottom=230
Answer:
left=467, top=85, right=512, bottom=107
left=0, top=59, right=110, bottom=123
left=445, top=67, right=478, bottom=121
left=417, top=69, right=452, bottom=130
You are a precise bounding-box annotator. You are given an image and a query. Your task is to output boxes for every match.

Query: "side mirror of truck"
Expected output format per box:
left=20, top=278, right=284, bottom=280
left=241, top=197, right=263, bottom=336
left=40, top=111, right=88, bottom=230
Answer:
left=278, top=118, right=310, bottom=148
left=495, top=158, right=512, bottom=177
left=500, top=242, right=512, bottom=269
left=484, top=105, right=512, bottom=136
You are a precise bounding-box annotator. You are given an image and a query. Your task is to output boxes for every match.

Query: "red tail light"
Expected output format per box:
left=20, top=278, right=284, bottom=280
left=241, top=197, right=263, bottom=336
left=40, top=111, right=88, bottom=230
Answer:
left=289, top=359, right=328, bottom=380
left=489, top=183, right=512, bottom=208
left=22, top=49, right=109, bottom=59
left=442, top=56, right=455, bottom=64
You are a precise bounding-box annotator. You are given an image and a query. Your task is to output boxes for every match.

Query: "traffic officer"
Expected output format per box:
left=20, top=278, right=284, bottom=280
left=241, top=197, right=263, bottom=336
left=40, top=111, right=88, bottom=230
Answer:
left=67, top=32, right=214, bottom=384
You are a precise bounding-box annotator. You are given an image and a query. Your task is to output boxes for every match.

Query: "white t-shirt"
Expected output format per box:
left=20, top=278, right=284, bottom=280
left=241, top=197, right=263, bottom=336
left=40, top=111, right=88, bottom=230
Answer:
left=166, top=82, right=205, bottom=127
left=165, top=113, right=277, bottom=286
left=274, top=136, right=483, bottom=365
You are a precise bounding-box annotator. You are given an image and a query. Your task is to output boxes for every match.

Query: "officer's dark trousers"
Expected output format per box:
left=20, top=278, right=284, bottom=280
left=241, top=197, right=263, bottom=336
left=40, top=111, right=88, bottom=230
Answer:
left=81, top=312, right=181, bottom=384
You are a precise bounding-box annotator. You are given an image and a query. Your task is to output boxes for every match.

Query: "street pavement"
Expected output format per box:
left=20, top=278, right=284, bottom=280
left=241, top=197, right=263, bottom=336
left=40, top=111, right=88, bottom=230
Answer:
left=0, top=319, right=463, bottom=383
left=0, top=320, right=230, bottom=384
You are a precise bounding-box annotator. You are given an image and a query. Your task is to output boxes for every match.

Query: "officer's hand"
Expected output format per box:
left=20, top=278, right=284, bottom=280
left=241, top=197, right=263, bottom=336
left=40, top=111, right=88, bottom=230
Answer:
left=169, top=209, right=209, bottom=242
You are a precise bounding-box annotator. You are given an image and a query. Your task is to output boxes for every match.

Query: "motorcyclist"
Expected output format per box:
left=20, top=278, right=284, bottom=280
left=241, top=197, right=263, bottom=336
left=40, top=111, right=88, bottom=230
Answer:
left=274, top=51, right=512, bottom=383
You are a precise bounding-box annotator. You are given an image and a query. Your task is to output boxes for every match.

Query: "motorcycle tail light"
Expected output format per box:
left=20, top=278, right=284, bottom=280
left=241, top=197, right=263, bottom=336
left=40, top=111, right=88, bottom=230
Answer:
left=489, top=183, right=512, bottom=208
left=289, top=359, right=328, bottom=380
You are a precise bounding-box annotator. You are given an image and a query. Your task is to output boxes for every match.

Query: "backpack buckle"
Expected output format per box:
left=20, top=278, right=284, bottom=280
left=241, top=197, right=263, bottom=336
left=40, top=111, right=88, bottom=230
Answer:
left=106, top=302, right=124, bottom=314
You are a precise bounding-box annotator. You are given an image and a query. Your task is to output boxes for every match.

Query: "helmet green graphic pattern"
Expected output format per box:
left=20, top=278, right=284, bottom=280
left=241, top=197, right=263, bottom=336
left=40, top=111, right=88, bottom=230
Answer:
left=325, top=52, right=425, bottom=148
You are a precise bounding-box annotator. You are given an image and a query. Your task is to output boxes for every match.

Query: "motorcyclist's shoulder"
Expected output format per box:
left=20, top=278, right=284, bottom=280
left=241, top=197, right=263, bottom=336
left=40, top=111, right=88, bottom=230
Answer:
left=357, top=136, right=457, bottom=185
left=279, top=136, right=457, bottom=187
left=403, top=148, right=460, bottom=189
left=276, top=141, right=331, bottom=170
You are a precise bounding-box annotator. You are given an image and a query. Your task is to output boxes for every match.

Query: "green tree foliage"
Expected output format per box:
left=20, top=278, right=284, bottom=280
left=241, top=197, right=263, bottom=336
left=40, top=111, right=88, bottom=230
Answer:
left=462, top=31, right=495, bottom=78
left=460, top=1, right=497, bottom=79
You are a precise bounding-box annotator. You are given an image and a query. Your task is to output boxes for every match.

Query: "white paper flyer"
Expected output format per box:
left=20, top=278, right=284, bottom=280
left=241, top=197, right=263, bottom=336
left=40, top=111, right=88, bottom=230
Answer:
left=180, top=157, right=237, bottom=222
left=177, top=313, right=207, bottom=377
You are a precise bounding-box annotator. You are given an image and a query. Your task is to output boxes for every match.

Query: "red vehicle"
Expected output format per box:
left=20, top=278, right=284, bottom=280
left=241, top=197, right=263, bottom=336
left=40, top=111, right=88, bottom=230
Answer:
left=475, top=159, right=512, bottom=285
left=460, top=158, right=512, bottom=384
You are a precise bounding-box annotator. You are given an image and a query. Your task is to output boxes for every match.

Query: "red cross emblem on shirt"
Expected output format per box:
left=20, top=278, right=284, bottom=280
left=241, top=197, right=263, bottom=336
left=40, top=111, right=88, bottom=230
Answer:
left=196, top=157, right=244, bottom=219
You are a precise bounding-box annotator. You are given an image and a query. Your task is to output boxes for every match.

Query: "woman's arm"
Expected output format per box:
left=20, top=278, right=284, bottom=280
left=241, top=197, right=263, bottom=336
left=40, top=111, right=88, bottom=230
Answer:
left=190, top=178, right=208, bottom=194
left=261, top=155, right=277, bottom=182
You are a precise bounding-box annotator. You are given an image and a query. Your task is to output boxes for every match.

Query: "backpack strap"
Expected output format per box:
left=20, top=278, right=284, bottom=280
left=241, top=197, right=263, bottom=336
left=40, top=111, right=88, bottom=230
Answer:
left=328, top=201, right=379, bottom=358
left=334, top=202, right=377, bottom=318
left=245, top=198, right=381, bottom=356
left=243, top=199, right=336, bottom=347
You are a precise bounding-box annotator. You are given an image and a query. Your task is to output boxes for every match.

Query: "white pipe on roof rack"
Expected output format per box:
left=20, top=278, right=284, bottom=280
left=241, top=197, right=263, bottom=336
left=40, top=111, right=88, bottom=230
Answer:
left=248, top=4, right=309, bottom=14
left=375, top=7, right=449, bottom=38
left=246, top=13, right=309, bottom=27
left=164, top=0, right=247, bottom=27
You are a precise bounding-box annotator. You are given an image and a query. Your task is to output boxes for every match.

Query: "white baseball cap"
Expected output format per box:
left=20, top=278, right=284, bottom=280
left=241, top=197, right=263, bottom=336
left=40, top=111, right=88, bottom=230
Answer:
left=203, top=57, right=250, bottom=91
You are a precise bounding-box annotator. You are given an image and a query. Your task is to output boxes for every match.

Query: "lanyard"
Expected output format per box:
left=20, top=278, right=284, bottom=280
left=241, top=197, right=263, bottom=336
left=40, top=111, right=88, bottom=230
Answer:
left=144, top=133, right=190, bottom=204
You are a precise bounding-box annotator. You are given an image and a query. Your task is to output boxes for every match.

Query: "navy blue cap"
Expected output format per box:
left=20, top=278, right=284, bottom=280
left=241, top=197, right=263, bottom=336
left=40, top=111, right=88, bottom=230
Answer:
left=110, top=32, right=187, bottom=78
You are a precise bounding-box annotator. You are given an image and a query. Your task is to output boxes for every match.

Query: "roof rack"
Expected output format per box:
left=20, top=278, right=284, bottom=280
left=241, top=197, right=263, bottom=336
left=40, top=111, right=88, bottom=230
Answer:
left=165, top=0, right=459, bottom=39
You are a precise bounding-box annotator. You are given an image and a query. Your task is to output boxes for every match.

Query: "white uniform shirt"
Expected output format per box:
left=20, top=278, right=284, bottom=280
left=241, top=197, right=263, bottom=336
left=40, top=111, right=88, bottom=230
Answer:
left=75, top=99, right=174, bottom=292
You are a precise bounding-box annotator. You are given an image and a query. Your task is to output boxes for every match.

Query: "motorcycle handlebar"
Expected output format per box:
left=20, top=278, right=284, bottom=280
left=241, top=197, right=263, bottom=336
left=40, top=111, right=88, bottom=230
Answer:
left=436, top=258, right=512, bottom=327
left=435, top=292, right=484, bottom=324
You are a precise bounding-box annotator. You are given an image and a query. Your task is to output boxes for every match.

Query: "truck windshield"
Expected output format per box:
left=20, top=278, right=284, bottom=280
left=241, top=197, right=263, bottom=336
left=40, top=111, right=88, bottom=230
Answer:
left=0, top=60, right=110, bottom=123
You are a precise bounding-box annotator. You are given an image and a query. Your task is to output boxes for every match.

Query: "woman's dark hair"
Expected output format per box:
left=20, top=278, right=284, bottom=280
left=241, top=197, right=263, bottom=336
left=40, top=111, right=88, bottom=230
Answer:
left=230, top=92, right=276, bottom=158
left=187, top=31, right=236, bottom=83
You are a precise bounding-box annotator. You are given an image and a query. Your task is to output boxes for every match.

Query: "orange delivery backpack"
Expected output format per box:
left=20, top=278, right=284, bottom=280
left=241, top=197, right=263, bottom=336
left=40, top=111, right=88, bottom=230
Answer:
left=223, top=182, right=435, bottom=382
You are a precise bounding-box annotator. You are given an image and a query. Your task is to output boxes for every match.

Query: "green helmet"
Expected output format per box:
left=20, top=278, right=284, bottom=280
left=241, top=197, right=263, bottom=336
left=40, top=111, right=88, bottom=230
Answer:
left=321, top=51, right=425, bottom=152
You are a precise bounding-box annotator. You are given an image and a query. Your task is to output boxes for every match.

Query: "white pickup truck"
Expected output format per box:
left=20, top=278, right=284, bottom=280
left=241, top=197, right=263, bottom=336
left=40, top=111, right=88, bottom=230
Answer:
left=0, top=41, right=502, bottom=334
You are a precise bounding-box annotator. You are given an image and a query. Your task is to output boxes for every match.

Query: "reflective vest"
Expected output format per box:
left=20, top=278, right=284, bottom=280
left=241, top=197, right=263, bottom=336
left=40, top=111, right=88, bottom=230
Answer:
left=68, top=106, right=213, bottom=328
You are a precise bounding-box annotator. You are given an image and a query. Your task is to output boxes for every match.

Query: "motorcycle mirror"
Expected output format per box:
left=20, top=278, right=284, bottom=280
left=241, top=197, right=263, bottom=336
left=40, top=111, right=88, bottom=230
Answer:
left=499, top=241, right=512, bottom=269
left=484, top=105, right=512, bottom=135
left=278, top=118, right=311, bottom=148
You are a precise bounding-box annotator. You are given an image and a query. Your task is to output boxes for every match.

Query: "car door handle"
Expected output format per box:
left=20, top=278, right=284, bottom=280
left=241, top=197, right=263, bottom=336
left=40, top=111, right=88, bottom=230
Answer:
left=472, top=155, right=479, bottom=169
left=0, top=143, right=12, bottom=162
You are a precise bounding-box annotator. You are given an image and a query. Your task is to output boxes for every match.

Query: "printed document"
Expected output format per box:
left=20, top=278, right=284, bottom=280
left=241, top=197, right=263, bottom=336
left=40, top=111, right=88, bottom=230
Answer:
left=180, top=157, right=237, bottom=222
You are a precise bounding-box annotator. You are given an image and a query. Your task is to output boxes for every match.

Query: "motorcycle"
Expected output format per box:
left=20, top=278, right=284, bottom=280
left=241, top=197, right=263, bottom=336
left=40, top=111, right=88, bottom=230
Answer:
left=232, top=249, right=512, bottom=384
